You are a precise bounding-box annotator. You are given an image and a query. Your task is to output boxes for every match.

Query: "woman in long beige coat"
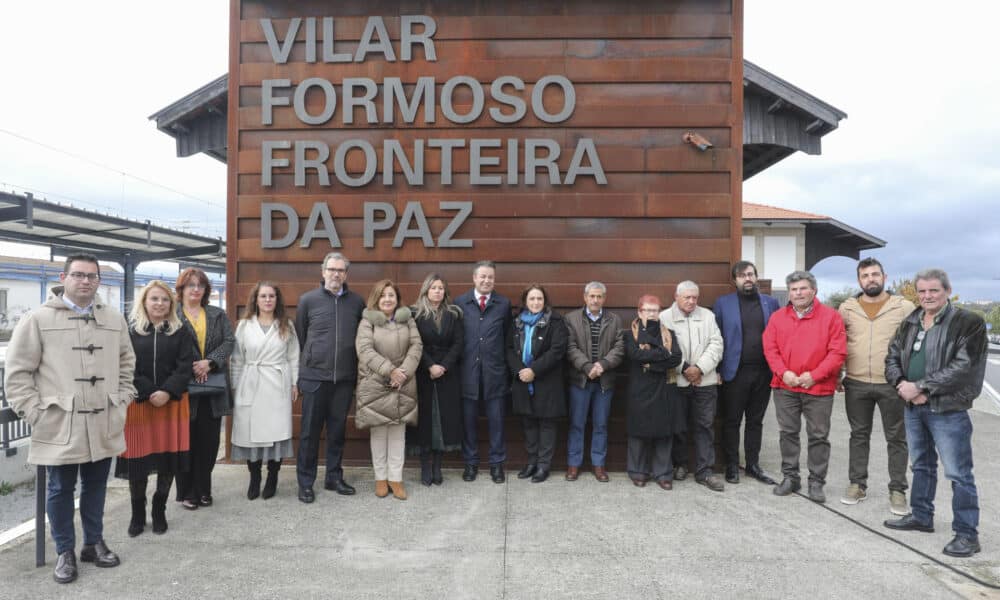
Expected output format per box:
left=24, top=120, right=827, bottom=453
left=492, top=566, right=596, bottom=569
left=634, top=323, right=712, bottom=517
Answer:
left=355, top=279, right=422, bottom=500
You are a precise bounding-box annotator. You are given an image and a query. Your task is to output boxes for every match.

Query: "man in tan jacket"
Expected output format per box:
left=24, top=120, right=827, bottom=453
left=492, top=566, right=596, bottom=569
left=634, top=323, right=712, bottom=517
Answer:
left=661, top=281, right=725, bottom=492
left=5, top=253, right=136, bottom=584
left=837, top=257, right=915, bottom=514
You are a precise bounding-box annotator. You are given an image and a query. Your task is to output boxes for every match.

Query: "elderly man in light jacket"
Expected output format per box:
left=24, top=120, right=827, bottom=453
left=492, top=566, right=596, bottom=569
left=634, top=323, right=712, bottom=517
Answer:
left=4, top=253, right=136, bottom=584
left=661, top=280, right=725, bottom=492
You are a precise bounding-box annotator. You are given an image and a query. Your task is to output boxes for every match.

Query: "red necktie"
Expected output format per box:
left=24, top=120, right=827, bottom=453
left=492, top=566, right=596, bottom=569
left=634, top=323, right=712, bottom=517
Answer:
left=479, top=295, right=487, bottom=311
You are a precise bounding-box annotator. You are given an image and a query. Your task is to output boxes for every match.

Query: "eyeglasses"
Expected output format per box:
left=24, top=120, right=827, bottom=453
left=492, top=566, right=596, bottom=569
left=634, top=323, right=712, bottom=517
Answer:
left=68, top=272, right=100, bottom=282
left=639, top=308, right=660, bottom=314
left=325, top=268, right=347, bottom=274
left=912, top=330, right=926, bottom=352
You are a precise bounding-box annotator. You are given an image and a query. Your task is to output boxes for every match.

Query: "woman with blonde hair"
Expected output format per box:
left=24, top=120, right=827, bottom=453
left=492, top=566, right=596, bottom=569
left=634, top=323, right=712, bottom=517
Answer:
left=409, top=273, right=464, bottom=486
left=230, top=282, right=299, bottom=500
left=116, top=280, right=194, bottom=536
left=355, top=280, right=422, bottom=500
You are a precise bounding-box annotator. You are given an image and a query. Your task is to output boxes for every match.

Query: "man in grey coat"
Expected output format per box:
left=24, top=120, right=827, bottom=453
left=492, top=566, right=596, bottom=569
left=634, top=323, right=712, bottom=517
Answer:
left=5, top=253, right=136, bottom=584
left=563, top=281, right=623, bottom=482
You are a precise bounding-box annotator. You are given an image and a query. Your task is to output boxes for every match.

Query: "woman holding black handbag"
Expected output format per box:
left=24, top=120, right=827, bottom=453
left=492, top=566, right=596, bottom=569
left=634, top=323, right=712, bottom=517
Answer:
left=175, top=268, right=234, bottom=510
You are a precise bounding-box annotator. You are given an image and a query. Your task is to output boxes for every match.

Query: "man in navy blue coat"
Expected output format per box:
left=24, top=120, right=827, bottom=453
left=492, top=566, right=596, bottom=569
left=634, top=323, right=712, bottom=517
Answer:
left=456, top=260, right=511, bottom=483
left=713, top=261, right=781, bottom=485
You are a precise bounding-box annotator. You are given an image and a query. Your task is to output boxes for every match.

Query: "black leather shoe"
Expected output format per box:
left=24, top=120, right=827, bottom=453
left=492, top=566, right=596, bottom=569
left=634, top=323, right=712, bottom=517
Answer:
left=725, top=464, right=740, bottom=484
left=298, top=487, right=315, bottom=504
left=462, top=464, right=478, bottom=482
left=325, top=479, right=356, bottom=495
left=673, top=465, right=688, bottom=481
left=773, top=478, right=801, bottom=496
left=53, top=550, right=78, bottom=584
left=530, top=469, right=550, bottom=483
left=943, top=535, right=981, bottom=557
left=490, top=464, right=506, bottom=484
left=884, top=514, right=934, bottom=533
left=517, top=464, right=538, bottom=479
left=79, top=540, right=120, bottom=568
left=745, top=464, right=777, bottom=485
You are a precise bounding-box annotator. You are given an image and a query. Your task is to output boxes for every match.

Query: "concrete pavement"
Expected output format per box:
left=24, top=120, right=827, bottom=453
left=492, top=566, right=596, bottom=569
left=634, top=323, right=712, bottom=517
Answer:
left=1, top=396, right=998, bottom=599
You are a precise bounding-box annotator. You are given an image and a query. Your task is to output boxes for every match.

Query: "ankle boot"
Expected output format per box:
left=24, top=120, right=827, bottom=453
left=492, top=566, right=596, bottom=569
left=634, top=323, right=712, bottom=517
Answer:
left=151, top=492, right=168, bottom=534
left=262, top=460, right=280, bottom=499
left=128, top=496, right=146, bottom=537
left=420, top=451, right=433, bottom=487
left=247, top=461, right=262, bottom=500
left=375, top=480, right=389, bottom=498
left=389, top=480, right=407, bottom=500
left=431, top=451, right=443, bottom=485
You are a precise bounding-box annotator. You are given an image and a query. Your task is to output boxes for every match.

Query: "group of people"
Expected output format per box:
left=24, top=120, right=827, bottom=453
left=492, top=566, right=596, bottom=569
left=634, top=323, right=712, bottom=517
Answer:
left=4, top=252, right=989, bottom=585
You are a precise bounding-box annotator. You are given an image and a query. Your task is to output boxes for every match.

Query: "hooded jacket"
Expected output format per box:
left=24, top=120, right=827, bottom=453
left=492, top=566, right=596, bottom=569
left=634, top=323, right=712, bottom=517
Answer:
left=354, top=307, right=422, bottom=428
left=4, top=288, right=136, bottom=465
left=839, top=294, right=915, bottom=384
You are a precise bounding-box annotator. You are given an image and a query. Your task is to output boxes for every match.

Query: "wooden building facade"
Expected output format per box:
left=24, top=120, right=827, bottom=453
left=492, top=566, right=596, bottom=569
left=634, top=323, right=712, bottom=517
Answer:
left=226, top=0, right=744, bottom=468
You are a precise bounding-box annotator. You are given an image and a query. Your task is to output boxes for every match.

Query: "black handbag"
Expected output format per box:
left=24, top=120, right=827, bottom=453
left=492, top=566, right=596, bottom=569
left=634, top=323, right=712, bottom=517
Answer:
left=188, top=372, right=227, bottom=396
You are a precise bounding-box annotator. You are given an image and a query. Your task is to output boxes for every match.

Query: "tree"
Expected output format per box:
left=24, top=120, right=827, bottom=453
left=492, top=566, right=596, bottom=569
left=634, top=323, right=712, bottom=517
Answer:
left=823, top=287, right=856, bottom=310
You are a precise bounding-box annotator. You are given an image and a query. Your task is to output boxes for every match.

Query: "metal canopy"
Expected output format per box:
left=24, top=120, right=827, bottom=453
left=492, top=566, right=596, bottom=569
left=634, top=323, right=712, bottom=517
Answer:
left=0, top=190, right=226, bottom=308
left=0, top=191, right=224, bottom=270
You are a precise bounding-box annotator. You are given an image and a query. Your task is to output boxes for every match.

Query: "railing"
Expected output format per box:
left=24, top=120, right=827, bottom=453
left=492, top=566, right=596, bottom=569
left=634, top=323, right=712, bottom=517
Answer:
left=1, top=367, right=33, bottom=457
left=1, top=368, right=46, bottom=568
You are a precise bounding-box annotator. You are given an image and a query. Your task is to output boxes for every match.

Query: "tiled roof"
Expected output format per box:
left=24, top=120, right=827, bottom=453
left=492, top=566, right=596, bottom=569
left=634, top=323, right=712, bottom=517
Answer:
left=743, top=202, right=827, bottom=220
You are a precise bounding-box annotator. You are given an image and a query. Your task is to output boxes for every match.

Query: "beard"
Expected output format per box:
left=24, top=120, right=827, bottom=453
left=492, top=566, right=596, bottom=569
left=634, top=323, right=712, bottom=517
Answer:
left=739, top=282, right=758, bottom=296
left=862, top=283, right=884, bottom=297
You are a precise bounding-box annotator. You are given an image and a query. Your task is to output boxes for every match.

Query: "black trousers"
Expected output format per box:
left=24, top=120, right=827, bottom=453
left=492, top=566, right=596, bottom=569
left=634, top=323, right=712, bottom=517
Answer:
left=522, top=416, right=557, bottom=470
left=672, top=385, right=718, bottom=478
left=627, top=436, right=673, bottom=482
left=176, top=399, right=221, bottom=501
left=296, top=379, right=354, bottom=489
left=130, top=472, right=174, bottom=501
left=721, top=363, right=772, bottom=469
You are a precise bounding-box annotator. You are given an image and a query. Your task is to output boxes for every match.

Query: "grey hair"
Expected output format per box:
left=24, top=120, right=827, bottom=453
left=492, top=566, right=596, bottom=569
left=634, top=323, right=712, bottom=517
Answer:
left=675, top=280, right=699, bottom=295
left=785, top=270, right=817, bottom=290
left=321, top=252, right=350, bottom=269
left=915, top=267, right=951, bottom=291
left=473, top=260, right=496, bottom=275
left=584, top=281, right=607, bottom=295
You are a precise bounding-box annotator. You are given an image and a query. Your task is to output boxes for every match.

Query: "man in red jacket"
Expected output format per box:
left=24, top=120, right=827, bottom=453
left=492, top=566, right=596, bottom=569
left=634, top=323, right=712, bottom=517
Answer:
left=763, top=271, right=847, bottom=503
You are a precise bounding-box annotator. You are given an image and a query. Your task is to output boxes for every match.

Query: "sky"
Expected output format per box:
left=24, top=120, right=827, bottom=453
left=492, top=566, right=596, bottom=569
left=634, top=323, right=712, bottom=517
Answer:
left=1, top=2, right=997, bottom=299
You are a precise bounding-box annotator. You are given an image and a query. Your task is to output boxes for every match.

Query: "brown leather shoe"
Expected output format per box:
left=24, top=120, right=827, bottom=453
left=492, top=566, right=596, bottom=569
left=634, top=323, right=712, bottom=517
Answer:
left=388, top=481, right=407, bottom=500
left=631, top=478, right=647, bottom=487
left=657, top=480, right=673, bottom=491
left=565, top=466, right=579, bottom=481
left=593, top=466, right=610, bottom=482
left=375, top=480, right=389, bottom=498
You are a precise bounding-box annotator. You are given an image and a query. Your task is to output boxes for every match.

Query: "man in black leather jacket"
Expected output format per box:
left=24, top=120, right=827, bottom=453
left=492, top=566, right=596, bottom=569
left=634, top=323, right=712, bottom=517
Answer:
left=883, top=268, right=987, bottom=558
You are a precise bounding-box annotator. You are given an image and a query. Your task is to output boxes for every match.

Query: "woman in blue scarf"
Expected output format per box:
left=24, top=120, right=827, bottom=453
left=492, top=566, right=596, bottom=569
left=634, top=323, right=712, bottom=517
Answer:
left=506, top=284, right=568, bottom=483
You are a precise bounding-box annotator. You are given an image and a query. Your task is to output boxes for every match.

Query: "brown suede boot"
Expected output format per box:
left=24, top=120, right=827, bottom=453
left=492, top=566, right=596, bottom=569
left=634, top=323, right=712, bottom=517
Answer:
left=375, top=480, right=389, bottom=498
left=388, top=481, right=407, bottom=500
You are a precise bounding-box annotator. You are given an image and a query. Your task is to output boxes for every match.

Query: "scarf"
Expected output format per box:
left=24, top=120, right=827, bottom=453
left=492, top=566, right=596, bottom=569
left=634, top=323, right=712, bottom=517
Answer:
left=519, top=310, right=544, bottom=395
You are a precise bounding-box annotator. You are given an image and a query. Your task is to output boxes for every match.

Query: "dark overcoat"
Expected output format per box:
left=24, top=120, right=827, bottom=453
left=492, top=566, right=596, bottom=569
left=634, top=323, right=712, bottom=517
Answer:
left=624, top=318, right=684, bottom=439
left=456, top=290, right=511, bottom=402
left=411, top=308, right=465, bottom=447
left=506, top=309, right=568, bottom=419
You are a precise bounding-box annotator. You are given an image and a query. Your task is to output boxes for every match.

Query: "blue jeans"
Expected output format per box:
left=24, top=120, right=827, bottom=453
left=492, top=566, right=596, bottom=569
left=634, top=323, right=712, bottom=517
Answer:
left=567, top=382, right=613, bottom=467
left=905, top=404, right=979, bottom=536
left=47, top=458, right=112, bottom=555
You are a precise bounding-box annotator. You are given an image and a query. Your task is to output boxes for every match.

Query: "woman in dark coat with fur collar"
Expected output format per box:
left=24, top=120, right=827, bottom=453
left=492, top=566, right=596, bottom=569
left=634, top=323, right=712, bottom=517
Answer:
left=625, top=294, right=684, bottom=490
left=506, top=284, right=568, bottom=483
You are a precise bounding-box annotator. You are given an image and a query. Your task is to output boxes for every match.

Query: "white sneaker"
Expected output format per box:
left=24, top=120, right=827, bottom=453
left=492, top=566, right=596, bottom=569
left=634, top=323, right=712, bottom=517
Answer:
left=840, top=483, right=867, bottom=505
left=890, top=490, right=910, bottom=516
